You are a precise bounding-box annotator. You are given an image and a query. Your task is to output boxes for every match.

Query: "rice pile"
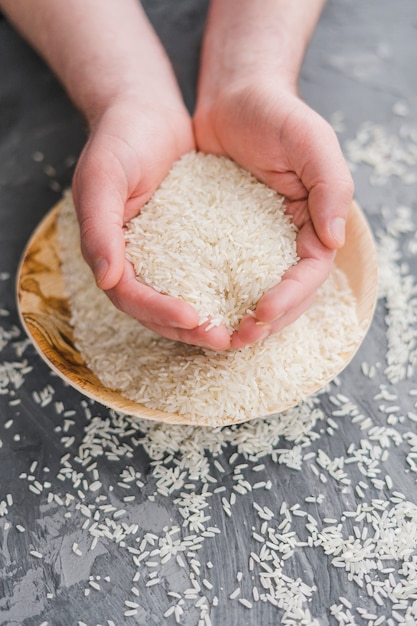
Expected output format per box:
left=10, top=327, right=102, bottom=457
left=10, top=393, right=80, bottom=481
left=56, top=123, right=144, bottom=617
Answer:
left=58, top=152, right=362, bottom=425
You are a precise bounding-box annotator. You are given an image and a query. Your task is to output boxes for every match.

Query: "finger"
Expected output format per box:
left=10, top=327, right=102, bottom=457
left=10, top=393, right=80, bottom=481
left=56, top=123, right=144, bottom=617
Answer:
left=105, top=259, right=201, bottom=330
left=108, top=260, right=231, bottom=349
left=143, top=319, right=231, bottom=351
left=300, top=119, right=354, bottom=250
left=108, top=261, right=232, bottom=350
left=254, top=220, right=335, bottom=323
left=230, top=317, right=271, bottom=349
left=253, top=255, right=333, bottom=324
left=231, top=290, right=317, bottom=350
left=72, top=139, right=130, bottom=291
left=267, top=290, right=317, bottom=335
left=233, top=218, right=335, bottom=347
left=308, top=178, right=353, bottom=250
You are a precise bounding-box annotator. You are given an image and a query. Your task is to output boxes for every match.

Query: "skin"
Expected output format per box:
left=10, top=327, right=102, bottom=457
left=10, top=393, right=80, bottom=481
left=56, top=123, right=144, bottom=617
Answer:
left=1, top=0, right=354, bottom=351
left=194, top=0, right=354, bottom=348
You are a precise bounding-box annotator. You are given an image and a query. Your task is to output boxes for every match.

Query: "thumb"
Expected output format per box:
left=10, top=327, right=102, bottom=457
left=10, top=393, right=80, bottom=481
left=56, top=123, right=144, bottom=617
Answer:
left=72, top=143, right=127, bottom=290
left=302, top=123, right=354, bottom=250
left=308, top=174, right=354, bottom=251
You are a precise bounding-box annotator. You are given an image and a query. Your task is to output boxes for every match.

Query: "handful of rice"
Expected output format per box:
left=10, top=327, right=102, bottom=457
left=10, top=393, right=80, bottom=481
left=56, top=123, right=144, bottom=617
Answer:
left=58, top=152, right=361, bottom=425
left=124, top=152, right=298, bottom=333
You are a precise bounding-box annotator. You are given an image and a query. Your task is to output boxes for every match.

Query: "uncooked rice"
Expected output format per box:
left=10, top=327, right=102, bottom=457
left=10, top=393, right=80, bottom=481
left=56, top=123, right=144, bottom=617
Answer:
left=124, top=152, right=298, bottom=332
left=58, top=152, right=362, bottom=425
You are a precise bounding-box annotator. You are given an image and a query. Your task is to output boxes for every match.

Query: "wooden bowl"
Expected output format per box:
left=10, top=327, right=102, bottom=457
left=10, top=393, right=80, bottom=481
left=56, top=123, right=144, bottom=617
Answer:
left=16, top=199, right=378, bottom=426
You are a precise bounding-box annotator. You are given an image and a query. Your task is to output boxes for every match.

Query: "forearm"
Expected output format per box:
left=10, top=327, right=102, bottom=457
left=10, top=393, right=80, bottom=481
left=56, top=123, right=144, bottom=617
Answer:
left=197, top=0, right=326, bottom=103
left=0, top=0, right=186, bottom=125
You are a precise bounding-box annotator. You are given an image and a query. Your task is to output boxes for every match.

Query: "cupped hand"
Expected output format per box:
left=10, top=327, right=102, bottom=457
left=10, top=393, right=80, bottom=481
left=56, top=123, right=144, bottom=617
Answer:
left=72, top=99, right=231, bottom=351
left=194, top=79, right=354, bottom=348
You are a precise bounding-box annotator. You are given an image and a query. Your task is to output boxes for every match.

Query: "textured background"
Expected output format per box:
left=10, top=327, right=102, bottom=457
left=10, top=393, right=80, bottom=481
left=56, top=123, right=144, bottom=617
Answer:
left=1, top=1, right=417, bottom=624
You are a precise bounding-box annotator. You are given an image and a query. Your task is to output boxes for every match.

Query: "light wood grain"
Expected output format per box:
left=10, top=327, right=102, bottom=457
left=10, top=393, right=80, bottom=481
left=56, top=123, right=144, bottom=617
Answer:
left=16, top=199, right=378, bottom=426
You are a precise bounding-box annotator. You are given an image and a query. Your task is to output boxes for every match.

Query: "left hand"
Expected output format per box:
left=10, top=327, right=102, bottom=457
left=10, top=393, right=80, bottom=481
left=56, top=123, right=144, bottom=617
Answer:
left=194, top=79, right=354, bottom=348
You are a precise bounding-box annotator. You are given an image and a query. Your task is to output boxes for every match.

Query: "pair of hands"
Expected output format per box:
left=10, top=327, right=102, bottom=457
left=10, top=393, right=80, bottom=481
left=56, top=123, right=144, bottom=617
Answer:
left=73, top=81, right=354, bottom=352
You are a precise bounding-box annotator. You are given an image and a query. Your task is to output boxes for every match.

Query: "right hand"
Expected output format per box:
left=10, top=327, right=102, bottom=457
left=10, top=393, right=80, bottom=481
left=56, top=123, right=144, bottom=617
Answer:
left=72, top=98, right=231, bottom=351
left=194, top=80, right=353, bottom=349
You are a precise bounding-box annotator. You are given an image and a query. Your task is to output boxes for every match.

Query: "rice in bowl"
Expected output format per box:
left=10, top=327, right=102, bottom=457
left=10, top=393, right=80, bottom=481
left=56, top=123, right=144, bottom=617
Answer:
left=58, top=152, right=362, bottom=426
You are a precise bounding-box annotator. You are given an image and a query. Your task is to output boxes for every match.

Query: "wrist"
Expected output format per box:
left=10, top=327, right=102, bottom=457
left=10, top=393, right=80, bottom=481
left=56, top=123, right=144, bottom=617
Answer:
left=194, top=74, right=297, bottom=127
left=196, top=0, right=325, bottom=111
left=85, top=97, right=194, bottom=165
left=83, top=88, right=190, bottom=132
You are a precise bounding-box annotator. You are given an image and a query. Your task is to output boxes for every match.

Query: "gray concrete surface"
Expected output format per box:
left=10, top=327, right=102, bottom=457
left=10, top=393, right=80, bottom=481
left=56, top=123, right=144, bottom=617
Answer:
left=1, top=1, right=417, bottom=624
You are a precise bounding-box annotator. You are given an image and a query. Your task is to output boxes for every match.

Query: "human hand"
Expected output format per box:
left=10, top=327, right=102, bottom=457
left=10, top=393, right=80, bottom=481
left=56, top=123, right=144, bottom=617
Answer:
left=73, top=99, right=231, bottom=351
left=194, top=79, right=354, bottom=348
left=0, top=0, right=231, bottom=349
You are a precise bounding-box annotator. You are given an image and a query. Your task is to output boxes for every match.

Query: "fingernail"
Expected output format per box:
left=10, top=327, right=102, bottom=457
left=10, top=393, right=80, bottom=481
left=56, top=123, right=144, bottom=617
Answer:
left=255, top=330, right=270, bottom=344
left=93, top=257, right=109, bottom=286
left=256, top=312, right=285, bottom=325
left=199, top=342, right=222, bottom=351
left=330, top=217, right=346, bottom=247
left=174, top=322, right=198, bottom=330
left=272, top=311, right=285, bottom=323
